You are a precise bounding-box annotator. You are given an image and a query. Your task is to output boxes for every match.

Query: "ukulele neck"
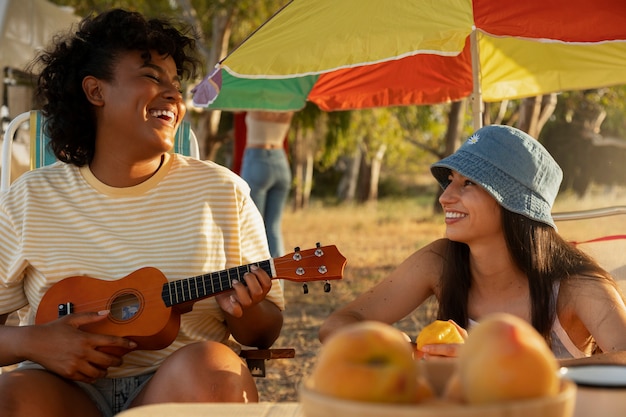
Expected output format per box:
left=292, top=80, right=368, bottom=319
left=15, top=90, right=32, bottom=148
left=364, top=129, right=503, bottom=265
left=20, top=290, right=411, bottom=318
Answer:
left=160, top=259, right=274, bottom=307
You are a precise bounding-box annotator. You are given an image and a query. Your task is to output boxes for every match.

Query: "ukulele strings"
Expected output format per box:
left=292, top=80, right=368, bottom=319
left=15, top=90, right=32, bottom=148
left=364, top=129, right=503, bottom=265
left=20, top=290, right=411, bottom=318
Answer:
left=40, top=251, right=331, bottom=314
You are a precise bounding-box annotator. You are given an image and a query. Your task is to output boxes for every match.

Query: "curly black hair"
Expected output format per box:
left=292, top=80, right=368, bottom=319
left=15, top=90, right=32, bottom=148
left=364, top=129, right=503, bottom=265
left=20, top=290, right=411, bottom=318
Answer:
left=30, top=9, right=201, bottom=166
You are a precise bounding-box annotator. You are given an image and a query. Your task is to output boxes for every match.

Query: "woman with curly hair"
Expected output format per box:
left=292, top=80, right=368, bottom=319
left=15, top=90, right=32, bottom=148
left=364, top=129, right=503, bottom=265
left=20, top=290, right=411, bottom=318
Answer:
left=320, top=125, right=626, bottom=361
left=0, top=9, right=284, bottom=417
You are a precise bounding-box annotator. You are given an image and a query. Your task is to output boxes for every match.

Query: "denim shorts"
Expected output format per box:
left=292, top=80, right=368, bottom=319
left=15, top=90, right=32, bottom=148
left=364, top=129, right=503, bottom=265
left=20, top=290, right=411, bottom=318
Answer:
left=18, top=361, right=153, bottom=416
left=76, top=373, right=153, bottom=416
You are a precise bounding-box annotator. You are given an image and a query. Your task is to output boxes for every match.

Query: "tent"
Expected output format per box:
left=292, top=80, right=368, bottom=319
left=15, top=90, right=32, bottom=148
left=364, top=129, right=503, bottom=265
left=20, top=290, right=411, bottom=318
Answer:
left=0, top=0, right=79, bottom=181
left=1, top=0, right=80, bottom=120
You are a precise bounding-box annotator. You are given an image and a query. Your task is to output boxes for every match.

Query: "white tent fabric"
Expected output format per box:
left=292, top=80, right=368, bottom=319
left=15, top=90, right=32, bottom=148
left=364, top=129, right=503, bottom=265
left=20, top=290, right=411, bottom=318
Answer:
left=0, top=0, right=80, bottom=72
left=0, top=0, right=79, bottom=185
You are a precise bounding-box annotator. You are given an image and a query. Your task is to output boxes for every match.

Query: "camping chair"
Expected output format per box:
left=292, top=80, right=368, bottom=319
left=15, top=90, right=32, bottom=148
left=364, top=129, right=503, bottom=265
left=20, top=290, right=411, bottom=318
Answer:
left=553, top=206, right=626, bottom=292
left=1, top=110, right=199, bottom=191
left=0, top=110, right=295, bottom=377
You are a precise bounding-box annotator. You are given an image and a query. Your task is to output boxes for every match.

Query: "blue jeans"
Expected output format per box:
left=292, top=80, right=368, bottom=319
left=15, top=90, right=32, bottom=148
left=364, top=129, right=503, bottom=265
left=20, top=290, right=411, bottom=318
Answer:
left=241, top=148, right=291, bottom=258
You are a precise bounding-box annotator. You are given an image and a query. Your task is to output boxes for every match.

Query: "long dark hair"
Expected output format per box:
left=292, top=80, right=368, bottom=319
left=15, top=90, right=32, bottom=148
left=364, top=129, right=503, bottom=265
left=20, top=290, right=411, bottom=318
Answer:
left=30, top=9, right=201, bottom=166
left=437, top=208, right=615, bottom=343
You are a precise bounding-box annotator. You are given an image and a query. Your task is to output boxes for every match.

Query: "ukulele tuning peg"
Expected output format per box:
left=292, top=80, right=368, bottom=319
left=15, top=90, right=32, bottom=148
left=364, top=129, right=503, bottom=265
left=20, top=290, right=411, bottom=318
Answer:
left=314, top=242, right=324, bottom=257
left=324, top=280, right=331, bottom=293
left=302, top=283, right=309, bottom=294
left=293, top=247, right=302, bottom=261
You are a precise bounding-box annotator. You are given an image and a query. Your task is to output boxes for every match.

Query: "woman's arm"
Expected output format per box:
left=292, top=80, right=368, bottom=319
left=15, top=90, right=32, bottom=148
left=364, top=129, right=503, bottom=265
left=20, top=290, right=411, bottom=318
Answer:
left=217, top=265, right=283, bottom=348
left=0, top=312, right=137, bottom=381
left=562, top=275, right=626, bottom=354
left=319, top=239, right=447, bottom=343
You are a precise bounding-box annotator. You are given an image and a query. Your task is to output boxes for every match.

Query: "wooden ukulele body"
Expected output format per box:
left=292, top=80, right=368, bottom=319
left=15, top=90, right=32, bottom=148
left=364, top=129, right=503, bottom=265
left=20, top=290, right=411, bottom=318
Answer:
left=36, top=267, right=181, bottom=350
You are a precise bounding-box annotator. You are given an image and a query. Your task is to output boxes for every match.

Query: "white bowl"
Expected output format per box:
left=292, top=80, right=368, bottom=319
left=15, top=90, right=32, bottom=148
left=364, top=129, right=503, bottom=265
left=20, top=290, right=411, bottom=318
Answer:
left=561, top=365, right=626, bottom=417
left=300, top=379, right=576, bottom=417
left=561, top=364, right=626, bottom=387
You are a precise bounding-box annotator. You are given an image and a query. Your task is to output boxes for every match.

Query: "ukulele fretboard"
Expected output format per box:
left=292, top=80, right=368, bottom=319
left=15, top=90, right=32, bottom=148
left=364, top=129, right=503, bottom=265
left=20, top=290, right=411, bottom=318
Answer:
left=160, top=260, right=273, bottom=307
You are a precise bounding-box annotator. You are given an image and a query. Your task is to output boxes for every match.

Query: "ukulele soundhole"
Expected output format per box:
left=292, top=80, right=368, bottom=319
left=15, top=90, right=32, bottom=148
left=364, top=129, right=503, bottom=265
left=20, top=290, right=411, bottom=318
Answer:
left=109, top=291, right=142, bottom=323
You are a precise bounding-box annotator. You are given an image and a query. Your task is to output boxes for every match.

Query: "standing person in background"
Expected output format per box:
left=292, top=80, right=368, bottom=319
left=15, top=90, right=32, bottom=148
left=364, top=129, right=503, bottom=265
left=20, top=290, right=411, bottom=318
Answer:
left=241, top=111, right=294, bottom=258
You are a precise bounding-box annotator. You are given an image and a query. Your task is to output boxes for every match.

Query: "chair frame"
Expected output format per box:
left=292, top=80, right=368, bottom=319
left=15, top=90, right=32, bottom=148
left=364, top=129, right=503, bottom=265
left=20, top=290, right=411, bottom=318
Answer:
left=1, top=110, right=199, bottom=192
left=553, top=206, right=626, bottom=221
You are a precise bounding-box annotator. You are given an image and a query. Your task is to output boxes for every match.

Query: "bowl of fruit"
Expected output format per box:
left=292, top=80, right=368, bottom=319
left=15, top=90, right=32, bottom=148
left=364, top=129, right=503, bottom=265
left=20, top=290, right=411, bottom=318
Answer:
left=300, top=316, right=576, bottom=417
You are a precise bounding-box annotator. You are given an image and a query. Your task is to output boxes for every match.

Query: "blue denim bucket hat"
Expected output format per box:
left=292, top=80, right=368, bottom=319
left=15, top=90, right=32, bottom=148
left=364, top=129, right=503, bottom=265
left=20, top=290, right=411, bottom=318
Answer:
left=430, top=125, right=563, bottom=229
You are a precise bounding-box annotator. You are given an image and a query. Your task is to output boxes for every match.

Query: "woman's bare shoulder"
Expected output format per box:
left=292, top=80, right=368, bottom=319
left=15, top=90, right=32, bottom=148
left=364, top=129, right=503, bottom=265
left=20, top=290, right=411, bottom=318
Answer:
left=562, top=272, right=616, bottom=286
left=428, top=238, right=450, bottom=253
left=559, top=273, right=623, bottom=303
left=411, top=238, right=449, bottom=260
left=392, top=238, right=449, bottom=282
left=558, top=273, right=626, bottom=353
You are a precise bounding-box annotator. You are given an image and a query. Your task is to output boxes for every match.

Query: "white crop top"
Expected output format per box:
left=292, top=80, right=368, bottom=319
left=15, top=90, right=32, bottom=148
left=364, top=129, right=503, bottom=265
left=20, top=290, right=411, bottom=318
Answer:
left=245, top=113, right=290, bottom=147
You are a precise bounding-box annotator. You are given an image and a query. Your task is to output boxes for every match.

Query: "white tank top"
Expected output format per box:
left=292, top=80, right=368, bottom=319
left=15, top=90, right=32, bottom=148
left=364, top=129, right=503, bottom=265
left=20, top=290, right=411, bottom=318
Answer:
left=467, top=281, right=589, bottom=360
left=245, top=113, right=290, bottom=147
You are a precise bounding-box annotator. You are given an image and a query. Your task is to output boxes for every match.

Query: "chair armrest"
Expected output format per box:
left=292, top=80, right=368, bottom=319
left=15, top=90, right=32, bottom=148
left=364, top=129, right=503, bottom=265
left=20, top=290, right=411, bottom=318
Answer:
left=239, top=348, right=296, bottom=377
left=239, top=348, right=296, bottom=360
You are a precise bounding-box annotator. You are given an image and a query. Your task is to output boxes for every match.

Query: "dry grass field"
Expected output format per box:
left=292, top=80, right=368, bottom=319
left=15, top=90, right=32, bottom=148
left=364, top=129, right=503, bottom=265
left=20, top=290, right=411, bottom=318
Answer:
left=4, top=188, right=626, bottom=402
left=255, top=189, right=626, bottom=402
left=254, top=197, right=444, bottom=401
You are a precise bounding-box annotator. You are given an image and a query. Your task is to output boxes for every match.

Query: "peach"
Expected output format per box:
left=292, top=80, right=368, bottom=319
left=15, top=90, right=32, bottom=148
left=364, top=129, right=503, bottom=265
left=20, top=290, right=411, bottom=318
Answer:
left=457, top=313, right=560, bottom=404
left=307, top=321, right=422, bottom=403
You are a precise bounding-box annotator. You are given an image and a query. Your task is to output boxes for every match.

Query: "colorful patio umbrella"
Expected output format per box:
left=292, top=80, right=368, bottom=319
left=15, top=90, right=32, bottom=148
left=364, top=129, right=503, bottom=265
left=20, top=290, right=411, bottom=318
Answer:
left=191, top=0, right=626, bottom=129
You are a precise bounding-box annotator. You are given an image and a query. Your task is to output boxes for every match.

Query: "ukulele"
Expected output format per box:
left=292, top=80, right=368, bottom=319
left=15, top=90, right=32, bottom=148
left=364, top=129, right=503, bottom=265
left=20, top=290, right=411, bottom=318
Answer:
left=35, top=244, right=346, bottom=352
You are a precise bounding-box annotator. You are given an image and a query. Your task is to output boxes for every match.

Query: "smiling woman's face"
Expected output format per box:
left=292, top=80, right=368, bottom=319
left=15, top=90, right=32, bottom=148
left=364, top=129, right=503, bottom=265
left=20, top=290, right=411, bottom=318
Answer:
left=438, top=170, right=503, bottom=244
left=92, top=50, right=185, bottom=158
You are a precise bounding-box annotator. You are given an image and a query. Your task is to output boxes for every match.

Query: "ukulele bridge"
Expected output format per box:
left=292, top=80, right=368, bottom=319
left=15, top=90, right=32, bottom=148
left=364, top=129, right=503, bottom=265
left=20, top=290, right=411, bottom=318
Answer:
left=58, top=302, right=74, bottom=317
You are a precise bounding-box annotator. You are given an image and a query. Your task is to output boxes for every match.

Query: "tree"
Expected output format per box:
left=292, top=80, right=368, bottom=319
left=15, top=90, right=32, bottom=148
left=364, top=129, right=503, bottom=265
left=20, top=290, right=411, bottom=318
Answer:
left=515, top=94, right=558, bottom=138
left=290, top=105, right=325, bottom=210
left=177, top=0, right=289, bottom=161
left=541, top=88, right=626, bottom=196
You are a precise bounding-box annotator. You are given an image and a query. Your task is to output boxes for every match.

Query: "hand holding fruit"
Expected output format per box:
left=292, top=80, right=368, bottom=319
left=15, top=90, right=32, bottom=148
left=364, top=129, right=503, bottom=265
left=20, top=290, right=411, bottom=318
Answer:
left=416, top=319, right=467, bottom=358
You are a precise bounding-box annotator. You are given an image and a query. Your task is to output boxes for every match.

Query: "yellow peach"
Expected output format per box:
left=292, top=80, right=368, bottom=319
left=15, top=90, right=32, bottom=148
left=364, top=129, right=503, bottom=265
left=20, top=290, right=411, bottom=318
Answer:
left=457, top=313, right=560, bottom=404
left=306, top=321, right=420, bottom=403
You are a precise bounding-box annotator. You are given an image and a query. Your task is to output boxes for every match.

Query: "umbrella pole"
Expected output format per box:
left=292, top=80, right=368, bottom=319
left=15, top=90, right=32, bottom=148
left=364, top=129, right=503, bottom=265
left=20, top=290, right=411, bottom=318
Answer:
left=470, top=30, right=483, bottom=131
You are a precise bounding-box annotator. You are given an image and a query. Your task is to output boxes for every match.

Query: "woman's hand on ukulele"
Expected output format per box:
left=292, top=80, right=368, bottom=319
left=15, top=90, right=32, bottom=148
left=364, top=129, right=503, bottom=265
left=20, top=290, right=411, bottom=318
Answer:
left=27, top=311, right=137, bottom=382
left=216, top=264, right=272, bottom=318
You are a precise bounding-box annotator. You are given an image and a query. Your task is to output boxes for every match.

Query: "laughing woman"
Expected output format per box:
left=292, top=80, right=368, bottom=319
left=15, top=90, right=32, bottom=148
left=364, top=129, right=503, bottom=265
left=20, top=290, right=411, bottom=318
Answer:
left=0, top=9, right=284, bottom=417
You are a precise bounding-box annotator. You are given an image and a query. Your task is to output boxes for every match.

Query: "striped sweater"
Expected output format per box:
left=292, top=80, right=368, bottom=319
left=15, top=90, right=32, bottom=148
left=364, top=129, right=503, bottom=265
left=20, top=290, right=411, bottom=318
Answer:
left=0, top=153, right=285, bottom=377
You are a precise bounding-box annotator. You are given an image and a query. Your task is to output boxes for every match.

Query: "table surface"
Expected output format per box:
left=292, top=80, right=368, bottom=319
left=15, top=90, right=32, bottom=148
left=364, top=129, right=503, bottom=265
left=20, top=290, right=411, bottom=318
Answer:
left=117, top=402, right=302, bottom=417
left=560, top=350, right=626, bottom=367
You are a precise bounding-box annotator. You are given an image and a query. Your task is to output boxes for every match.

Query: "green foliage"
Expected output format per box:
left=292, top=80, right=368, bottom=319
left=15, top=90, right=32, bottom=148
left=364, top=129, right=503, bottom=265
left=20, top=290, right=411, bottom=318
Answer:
left=49, top=0, right=287, bottom=50
left=227, top=0, right=290, bottom=46
left=51, top=0, right=175, bottom=16
left=553, top=87, right=626, bottom=138
left=394, top=104, right=455, bottom=156
left=318, top=111, right=352, bottom=169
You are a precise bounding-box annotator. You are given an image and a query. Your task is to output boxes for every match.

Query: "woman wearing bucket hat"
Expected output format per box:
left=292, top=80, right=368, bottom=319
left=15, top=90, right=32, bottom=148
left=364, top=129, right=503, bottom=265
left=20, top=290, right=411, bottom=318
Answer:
left=320, top=125, right=626, bottom=359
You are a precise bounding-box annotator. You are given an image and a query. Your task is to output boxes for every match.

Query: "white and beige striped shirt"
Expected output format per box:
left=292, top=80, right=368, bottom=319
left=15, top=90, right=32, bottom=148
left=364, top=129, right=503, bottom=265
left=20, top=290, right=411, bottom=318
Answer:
left=0, top=153, right=284, bottom=377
